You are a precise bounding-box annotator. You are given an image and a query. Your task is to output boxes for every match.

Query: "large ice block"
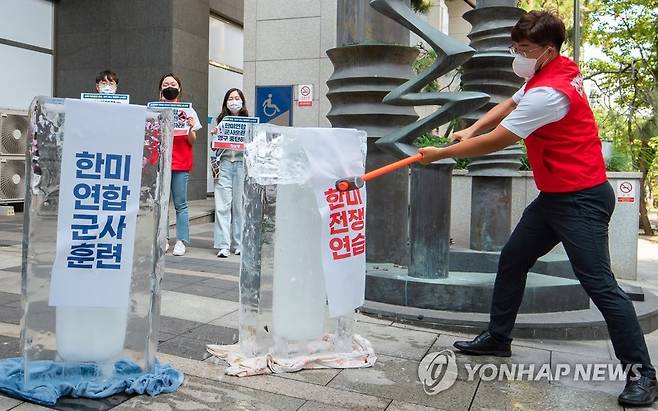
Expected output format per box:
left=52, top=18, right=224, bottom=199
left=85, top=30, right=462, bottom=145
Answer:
left=21, top=97, right=173, bottom=384
left=239, top=124, right=367, bottom=359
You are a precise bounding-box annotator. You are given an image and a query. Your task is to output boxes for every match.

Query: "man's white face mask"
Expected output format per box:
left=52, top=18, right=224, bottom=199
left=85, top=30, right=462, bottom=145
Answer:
left=512, top=47, right=550, bottom=79
left=98, top=84, right=117, bottom=94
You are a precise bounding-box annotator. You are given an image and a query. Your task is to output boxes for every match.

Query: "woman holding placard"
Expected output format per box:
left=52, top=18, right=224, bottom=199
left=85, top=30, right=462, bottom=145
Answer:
left=159, top=73, right=201, bottom=256
left=210, top=88, right=249, bottom=258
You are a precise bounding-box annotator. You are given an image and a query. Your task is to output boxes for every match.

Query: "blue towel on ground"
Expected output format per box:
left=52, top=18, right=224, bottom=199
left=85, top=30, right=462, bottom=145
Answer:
left=0, top=358, right=184, bottom=406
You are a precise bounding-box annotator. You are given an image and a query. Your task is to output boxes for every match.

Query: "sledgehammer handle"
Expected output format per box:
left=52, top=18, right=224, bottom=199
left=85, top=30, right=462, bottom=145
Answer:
left=361, top=153, right=423, bottom=182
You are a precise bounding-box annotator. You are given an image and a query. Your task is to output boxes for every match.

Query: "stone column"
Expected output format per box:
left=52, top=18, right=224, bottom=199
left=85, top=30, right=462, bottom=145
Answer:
left=408, top=161, right=455, bottom=279
left=459, top=0, right=525, bottom=251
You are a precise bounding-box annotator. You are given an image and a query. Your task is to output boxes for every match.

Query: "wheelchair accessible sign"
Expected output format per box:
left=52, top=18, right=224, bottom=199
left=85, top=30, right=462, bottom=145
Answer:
left=256, top=85, right=293, bottom=126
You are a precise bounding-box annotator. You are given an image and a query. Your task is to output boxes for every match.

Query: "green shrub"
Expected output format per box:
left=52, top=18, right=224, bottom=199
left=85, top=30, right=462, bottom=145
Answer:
left=414, top=133, right=470, bottom=169
left=606, top=147, right=633, bottom=172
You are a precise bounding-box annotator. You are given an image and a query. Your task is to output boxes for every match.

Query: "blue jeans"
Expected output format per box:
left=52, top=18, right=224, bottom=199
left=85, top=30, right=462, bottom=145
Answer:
left=170, top=171, right=189, bottom=243
left=213, top=159, right=244, bottom=250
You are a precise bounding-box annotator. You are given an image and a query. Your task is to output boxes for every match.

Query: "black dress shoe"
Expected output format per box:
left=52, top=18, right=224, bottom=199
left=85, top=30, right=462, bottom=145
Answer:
left=453, top=331, right=512, bottom=357
left=618, top=375, right=657, bottom=406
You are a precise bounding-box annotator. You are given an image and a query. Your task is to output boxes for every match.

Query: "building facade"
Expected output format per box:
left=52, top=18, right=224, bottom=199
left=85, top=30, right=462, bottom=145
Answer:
left=2, top=0, right=473, bottom=200
left=0, top=0, right=55, bottom=112
left=2, top=0, right=245, bottom=200
left=242, top=0, right=473, bottom=127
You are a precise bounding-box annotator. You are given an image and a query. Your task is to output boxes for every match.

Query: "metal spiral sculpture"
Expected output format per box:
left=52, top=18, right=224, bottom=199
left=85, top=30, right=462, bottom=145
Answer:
left=371, top=0, right=489, bottom=158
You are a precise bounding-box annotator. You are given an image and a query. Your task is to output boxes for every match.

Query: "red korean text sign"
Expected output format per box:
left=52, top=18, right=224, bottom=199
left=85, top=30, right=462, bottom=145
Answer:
left=324, top=187, right=366, bottom=260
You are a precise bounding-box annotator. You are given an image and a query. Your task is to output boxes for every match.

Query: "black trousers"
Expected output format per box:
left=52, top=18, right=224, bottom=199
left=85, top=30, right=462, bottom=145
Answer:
left=488, top=181, right=655, bottom=378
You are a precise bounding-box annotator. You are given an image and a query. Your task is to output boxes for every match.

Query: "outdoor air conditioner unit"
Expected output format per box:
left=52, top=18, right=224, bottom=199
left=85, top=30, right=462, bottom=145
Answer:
left=0, top=157, right=26, bottom=202
left=0, top=111, right=28, bottom=156
left=0, top=109, right=28, bottom=203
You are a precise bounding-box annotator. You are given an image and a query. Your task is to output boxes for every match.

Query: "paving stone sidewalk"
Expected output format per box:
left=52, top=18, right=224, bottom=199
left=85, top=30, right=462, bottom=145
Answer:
left=0, top=201, right=657, bottom=410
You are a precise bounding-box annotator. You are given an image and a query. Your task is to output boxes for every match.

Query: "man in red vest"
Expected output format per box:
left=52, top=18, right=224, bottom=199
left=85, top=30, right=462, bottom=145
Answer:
left=419, top=10, right=655, bottom=406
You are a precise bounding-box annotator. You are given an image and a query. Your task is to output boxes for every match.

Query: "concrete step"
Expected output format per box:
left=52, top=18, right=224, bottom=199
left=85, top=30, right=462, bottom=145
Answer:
left=366, top=264, right=590, bottom=314
left=360, top=290, right=658, bottom=340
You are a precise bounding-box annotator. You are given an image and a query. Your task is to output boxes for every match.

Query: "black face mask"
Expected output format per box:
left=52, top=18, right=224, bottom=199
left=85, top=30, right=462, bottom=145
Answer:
left=162, top=87, right=180, bottom=100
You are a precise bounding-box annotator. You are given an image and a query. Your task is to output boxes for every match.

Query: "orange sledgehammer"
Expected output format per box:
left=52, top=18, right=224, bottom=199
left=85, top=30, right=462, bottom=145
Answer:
left=335, top=153, right=424, bottom=192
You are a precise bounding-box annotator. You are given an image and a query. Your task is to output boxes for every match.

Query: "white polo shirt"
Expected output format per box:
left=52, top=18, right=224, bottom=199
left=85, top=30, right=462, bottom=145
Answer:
left=500, top=84, right=570, bottom=139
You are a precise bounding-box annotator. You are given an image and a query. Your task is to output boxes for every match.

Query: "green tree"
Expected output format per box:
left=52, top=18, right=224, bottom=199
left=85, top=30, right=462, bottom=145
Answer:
left=517, top=0, right=600, bottom=61
left=584, top=0, right=658, bottom=234
left=411, top=0, right=434, bottom=14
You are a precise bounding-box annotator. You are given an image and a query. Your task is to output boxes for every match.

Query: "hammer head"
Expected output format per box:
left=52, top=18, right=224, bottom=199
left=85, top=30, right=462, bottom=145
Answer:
left=335, top=177, right=364, bottom=192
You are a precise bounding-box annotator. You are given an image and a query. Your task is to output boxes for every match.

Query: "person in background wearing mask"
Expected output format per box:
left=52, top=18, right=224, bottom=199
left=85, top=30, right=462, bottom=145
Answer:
left=159, top=73, right=201, bottom=257
left=96, top=70, right=119, bottom=94
left=417, top=11, right=656, bottom=406
left=209, top=88, right=249, bottom=258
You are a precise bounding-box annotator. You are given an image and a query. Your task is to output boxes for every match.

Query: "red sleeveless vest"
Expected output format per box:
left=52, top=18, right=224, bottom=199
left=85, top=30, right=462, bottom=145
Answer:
left=523, top=55, right=607, bottom=192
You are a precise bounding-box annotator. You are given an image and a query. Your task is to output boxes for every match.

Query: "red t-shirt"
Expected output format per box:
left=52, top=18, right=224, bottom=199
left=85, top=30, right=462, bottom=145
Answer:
left=524, top=56, right=607, bottom=192
left=172, top=133, right=193, bottom=171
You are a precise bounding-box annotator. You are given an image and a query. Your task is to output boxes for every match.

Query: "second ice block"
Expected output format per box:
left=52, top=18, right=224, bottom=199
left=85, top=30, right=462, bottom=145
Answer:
left=240, top=124, right=367, bottom=358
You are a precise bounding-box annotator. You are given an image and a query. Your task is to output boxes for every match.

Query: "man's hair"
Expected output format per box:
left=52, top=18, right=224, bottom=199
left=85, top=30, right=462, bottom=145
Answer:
left=511, top=10, right=566, bottom=51
left=96, top=70, right=119, bottom=84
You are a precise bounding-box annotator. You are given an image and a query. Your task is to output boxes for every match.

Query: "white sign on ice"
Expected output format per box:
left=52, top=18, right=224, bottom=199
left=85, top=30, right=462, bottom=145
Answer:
left=299, top=128, right=368, bottom=318
left=50, top=99, right=146, bottom=308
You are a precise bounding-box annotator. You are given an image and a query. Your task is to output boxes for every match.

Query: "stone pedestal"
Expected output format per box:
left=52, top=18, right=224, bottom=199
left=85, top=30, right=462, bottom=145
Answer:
left=366, top=259, right=590, bottom=313
left=409, top=161, right=454, bottom=279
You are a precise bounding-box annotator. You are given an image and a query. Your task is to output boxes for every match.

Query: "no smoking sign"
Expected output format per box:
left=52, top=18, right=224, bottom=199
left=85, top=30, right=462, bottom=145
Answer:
left=298, top=84, right=313, bottom=107
left=617, top=181, right=635, bottom=203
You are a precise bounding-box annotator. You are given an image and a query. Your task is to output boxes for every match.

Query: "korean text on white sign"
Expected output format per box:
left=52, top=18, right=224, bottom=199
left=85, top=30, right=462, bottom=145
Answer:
left=212, top=116, right=259, bottom=152
left=80, top=93, right=130, bottom=104
left=298, top=129, right=367, bottom=317
left=50, top=100, right=146, bottom=308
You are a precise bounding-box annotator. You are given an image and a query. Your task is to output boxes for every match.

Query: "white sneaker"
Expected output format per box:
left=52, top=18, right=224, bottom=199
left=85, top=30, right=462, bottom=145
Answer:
left=233, top=249, right=241, bottom=256
left=217, top=249, right=230, bottom=258
left=172, top=240, right=186, bottom=256
left=164, top=241, right=170, bottom=253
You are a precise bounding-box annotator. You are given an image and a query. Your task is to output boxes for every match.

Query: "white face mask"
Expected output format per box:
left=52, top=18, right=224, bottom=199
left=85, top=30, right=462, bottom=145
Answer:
left=512, top=48, right=550, bottom=79
left=98, top=84, right=117, bottom=94
left=227, top=100, right=243, bottom=113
